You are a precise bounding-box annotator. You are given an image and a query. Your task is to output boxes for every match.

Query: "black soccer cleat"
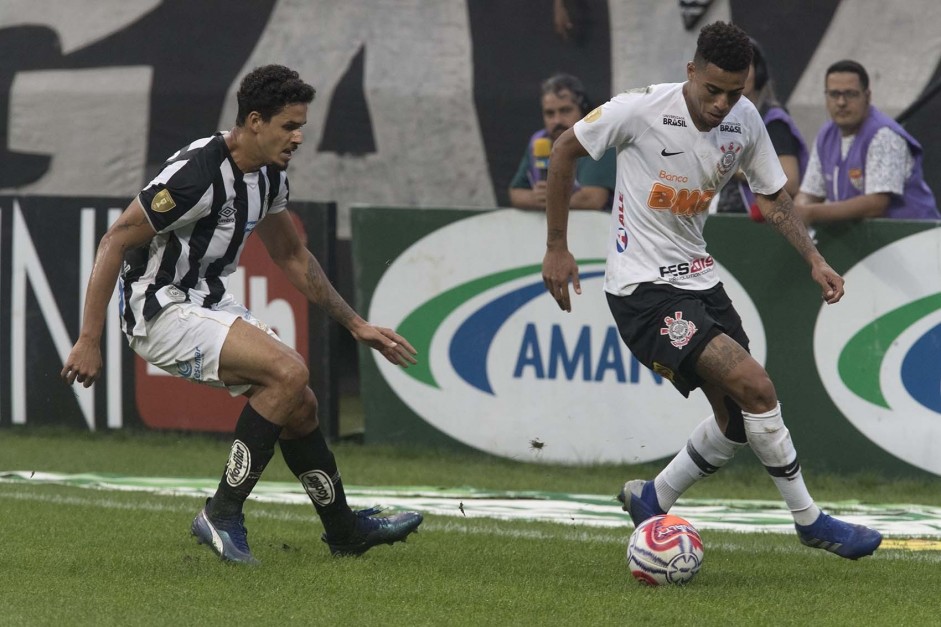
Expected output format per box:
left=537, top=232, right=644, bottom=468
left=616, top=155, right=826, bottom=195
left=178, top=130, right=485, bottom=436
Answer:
left=322, top=506, right=423, bottom=557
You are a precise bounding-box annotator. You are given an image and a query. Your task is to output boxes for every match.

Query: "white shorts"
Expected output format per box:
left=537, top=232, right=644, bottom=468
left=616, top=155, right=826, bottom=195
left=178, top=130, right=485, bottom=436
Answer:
left=127, top=300, right=280, bottom=397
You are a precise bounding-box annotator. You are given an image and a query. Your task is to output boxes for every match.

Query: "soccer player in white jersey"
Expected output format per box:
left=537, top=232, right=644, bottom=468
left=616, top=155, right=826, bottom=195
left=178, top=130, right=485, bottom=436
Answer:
left=62, top=65, right=423, bottom=564
left=541, top=22, right=882, bottom=559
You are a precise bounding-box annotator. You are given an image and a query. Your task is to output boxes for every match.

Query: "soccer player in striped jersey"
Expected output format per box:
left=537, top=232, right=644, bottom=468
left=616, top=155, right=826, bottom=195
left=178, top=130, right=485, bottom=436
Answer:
left=541, top=22, right=882, bottom=560
left=62, top=64, right=423, bottom=563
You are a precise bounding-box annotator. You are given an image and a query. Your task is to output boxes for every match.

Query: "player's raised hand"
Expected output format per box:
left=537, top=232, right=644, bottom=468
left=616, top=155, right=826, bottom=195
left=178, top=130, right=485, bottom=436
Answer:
left=542, top=247, right=581, bottom=312
left=352, top=323, right=418, bottom=367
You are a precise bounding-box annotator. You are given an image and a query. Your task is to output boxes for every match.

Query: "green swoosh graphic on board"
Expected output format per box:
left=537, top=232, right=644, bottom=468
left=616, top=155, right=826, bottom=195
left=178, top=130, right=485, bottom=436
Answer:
left=395, top=259, right=605, bottom=389
left=838, top=292, right=941, bottom=408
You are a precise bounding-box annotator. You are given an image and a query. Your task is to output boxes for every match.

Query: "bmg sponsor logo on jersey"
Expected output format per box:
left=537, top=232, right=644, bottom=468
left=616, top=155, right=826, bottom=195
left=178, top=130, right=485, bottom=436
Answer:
left=369, top=211, right=764, bottom=464
left=815, top=230, right=941, bottom=476
left=647, top=182, right=715, bottom=217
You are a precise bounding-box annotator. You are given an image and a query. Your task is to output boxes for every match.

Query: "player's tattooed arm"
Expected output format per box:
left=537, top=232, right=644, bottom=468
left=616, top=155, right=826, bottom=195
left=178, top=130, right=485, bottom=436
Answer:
left=303, top=252, right=417, bottom=366
left=756, top=189, right=845, bottom=304
left=303, top=254, right=357, bottom=325
left=546, top=226, right=567, bottom=246
left=256, top=210, right=358, bottom=325
left=758, top=189, right=816, bottom=260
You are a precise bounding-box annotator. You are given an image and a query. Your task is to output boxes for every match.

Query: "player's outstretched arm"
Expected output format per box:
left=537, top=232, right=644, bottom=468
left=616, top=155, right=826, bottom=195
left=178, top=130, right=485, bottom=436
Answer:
left=755, top=188, right=844, bottom=304
left=62, top=199, right=157, bottom=387
left=542, top=128, right=586, bottom=312
left=256, top=210, right=417, bottom=367
left=346, top=320, right=418, bottom=368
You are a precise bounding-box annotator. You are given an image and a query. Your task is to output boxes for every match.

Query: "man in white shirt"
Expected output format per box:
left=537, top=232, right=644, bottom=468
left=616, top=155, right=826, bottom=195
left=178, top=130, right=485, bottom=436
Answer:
left=795, top=59, right=938, bottom=223
left=541, top=21, right=882, bottom=560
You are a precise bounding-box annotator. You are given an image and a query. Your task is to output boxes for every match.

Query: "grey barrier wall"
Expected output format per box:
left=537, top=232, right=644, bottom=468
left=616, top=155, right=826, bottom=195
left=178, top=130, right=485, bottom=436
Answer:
left=0, top=196, right=339, bottom=438
left=2, top=1, right=939, bottom=239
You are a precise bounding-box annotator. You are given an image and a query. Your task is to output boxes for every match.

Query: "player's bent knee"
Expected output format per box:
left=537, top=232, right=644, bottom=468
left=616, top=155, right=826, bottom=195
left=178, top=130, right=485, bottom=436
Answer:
left=272, top=359, right=310, bottom=396
left=738, top=373, right=777, bottom=412
left=283, top=388, right=319, bottom=435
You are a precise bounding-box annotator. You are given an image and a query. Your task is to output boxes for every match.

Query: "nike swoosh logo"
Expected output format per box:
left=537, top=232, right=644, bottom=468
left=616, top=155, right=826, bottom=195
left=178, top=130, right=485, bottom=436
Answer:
left=661, top=149, right=684, bottom=156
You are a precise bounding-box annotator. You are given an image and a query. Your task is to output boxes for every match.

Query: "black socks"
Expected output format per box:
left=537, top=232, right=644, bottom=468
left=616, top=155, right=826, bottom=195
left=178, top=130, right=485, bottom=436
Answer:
left=279, top=427, right=356, bottom=537
left=208, top=403, right=282, bottom=519
left=207, top=404, right=356, bottom=538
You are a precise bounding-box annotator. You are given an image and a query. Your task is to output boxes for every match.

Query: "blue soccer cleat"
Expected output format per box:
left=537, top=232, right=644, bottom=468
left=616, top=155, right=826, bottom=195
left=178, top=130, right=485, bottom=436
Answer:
left=191, top=499, right=259, bottom=565
left=795, top=512, right=883, bottom=560
left=617, top=479, right=666, bottom=527
left=322, top=506, right=423, bottom=557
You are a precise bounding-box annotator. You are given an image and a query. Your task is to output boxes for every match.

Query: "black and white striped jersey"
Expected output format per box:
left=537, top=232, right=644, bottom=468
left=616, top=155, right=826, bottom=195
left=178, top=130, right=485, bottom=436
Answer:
left=120, top=133, right=289, bottom=337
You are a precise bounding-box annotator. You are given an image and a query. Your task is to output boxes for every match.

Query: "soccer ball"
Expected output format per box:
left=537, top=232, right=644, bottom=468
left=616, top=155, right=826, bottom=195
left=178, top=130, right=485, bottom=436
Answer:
left=626, top=514, right=704, bottom=586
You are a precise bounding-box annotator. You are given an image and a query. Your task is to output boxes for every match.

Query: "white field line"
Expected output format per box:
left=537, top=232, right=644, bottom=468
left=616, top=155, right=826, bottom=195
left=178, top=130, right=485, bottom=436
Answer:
left=2, top=488, right=940, bottom=561
left=2, top=471, right=941, bottom=538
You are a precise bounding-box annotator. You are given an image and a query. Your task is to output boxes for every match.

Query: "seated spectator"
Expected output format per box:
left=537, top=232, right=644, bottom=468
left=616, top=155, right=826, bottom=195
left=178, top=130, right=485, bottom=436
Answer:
left=795, top=60, right=939, bottom=223
left=715, top=38, right=808, bottom=221
left=509, top=73, right=615, bottom=211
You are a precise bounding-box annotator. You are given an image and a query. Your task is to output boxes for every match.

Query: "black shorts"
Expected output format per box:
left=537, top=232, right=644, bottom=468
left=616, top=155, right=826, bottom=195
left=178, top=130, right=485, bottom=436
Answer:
left=606, top=282, right=750, bottom=397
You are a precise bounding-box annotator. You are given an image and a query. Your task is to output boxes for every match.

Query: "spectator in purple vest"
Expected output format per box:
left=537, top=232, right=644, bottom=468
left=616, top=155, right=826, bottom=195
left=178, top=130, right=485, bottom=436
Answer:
left=714, top=38, right=808, bottom=221
left=509, top=73, right=615, bottom=211
left=796, top=60, right=939, bottom=223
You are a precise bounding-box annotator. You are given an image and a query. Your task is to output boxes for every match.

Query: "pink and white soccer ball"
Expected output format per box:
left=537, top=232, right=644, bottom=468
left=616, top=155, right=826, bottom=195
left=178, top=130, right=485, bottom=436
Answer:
left=626, top=514, right=704, bottom=586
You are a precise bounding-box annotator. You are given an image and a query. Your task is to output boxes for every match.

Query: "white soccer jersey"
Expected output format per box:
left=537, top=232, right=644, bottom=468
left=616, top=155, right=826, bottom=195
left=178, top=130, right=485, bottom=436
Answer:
left=121, top=133, right=289, bottom=337
left=574, top=82, right=786, bottom=294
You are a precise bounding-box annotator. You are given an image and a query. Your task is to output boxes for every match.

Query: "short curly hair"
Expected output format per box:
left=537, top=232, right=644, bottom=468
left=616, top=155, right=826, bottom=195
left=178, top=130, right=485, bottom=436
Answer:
left=694, top=22, right=752, bottom=73
left=235, top=64, right=316, bottom=126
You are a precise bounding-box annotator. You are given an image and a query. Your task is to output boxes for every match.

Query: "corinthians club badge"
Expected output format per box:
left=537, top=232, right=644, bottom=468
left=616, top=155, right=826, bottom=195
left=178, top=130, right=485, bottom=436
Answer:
left=716, top=142, right=742, bottom=176
left=660, top=311, right=697, bottom=349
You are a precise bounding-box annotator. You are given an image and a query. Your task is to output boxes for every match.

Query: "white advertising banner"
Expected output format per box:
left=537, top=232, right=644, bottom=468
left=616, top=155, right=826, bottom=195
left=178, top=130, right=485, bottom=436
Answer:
left=368, top=210, right=766, bottom=465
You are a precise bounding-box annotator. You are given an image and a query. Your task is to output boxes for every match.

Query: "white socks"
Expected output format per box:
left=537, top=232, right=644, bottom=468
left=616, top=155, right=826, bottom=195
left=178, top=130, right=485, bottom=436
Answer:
left=742, top=402, right=821, bottom=526
left=655, top=415, right=746, bottom=511
left=651, top=404, right=822, bottom=526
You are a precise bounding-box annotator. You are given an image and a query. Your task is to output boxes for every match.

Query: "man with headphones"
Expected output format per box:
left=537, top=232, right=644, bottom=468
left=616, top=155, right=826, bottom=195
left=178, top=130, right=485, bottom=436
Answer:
left=509, top=73, right=616, bottom=211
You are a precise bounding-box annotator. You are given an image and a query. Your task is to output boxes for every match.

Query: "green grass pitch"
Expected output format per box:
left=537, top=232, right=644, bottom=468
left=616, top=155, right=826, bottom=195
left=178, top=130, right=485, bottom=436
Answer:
left=1, top=428, right=939, bottom=626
